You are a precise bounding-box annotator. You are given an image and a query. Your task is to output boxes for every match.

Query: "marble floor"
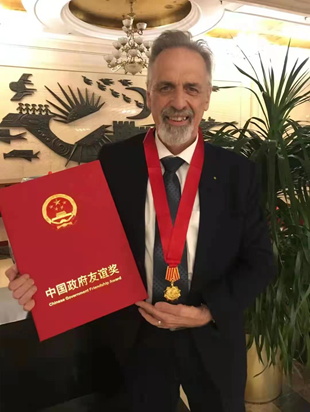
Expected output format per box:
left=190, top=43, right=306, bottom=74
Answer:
left=177, top=362, right=310, bottom=412
left=40, top=363, right=310, bottom=412
left=245, top=362, right=310, bottom=412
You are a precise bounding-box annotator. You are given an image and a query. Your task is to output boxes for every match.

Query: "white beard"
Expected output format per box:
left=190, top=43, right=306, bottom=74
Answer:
left=157, top=121, right=194, bottom=146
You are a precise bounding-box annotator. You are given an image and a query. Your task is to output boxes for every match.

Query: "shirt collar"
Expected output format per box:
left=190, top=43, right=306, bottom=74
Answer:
left=155, top=131, right=198, bottom=165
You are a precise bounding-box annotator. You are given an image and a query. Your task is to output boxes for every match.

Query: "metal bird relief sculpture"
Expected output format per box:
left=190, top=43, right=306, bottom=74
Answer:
left=122, top=94, right=131, bottom=104
left=9, top=73, right=36, bottom=101
left=97, top=81, right=107, bottom=91
left=45, top=83, right=105, bottom=123
left=110, top=89, right=120, bottom=98
left=99, top=78, right=114, bottom=86
left=119, top=79, right=132, bottom=87
left=82, top=76, right=93, bottom=85
left=135, top=100, right=144, bottom=109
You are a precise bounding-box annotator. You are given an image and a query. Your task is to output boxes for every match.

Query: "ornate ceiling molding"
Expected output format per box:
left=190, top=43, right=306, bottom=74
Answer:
left=69, top=0, right=192, bottom=29
left=22, top=0, right=224, bottom=39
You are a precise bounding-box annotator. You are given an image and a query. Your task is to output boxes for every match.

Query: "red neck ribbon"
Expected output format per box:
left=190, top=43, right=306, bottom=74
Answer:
left=143, top=127, right=204, bottom=270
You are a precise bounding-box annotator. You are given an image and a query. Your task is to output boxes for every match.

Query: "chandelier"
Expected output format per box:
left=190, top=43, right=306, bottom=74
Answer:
left=104, top=0, right=152, bottom=76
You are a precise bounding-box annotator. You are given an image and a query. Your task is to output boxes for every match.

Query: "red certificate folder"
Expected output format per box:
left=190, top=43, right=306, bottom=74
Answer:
left=0, top=161, right=147, bottom=340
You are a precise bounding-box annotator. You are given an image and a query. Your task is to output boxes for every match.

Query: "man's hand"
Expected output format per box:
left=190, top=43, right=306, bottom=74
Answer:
left=5, top=264, right=37, bottom=311
left=136, top=301, right=213, bottom=329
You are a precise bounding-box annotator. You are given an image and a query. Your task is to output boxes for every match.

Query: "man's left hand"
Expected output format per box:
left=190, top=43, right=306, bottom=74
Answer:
left=136, top=301, right=213, bottom=329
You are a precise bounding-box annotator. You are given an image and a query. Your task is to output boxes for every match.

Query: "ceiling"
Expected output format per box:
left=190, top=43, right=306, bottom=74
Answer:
left=231, top=0, right=310, bottom=16
left=0, top=0, right=24, bottom=10
left=0, top=0, right=192, bottom=28
left=69, top=0, right=192, bottom=29
left=2, top=0, right=310, bottom=26
left=207, top=12, right=310, bottom=49
left=1, top=0, right=310, bottom=49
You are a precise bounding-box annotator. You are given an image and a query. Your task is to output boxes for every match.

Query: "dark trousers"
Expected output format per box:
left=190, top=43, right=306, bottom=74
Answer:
left=123, top=320, right=224, bottom=412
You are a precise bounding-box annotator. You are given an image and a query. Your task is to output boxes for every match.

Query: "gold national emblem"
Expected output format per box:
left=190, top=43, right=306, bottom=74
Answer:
left=42, top=194, right=77, bottom=230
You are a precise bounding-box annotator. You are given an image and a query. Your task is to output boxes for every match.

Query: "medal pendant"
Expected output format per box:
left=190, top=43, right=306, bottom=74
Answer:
left=164, top=266, right=181, bottom=301
left=164, top=282, right=181, bottom=302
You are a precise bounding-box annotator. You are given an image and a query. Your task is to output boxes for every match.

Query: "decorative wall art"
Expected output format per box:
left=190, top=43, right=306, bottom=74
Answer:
left=110, top=89, right=120, bottom=98
left=3, top=150, right=40, bottom=162
left=17, top=103, right=50, bottom=115
left=97, top=82, right=106, bottom=91
left=99, top=78, right=114, bottom=86
left=105, top=121, right=151, bottom=141
left=122, top=94, right=132, bottom=103
left=135, top=100, right=144, bottom=109
left=45, top=84, right=105, bottom=123
left=119, top=79, right=133, bottom=87
left=82, top=76, right=93, bottom=85
left=0, top=130, right=27, bottom=144
left=0, top=72, right=153, bottom=176
left=0, top=66, right=245, bottom=183
left=104, top=118, right=227, bottom=142
left=9, top=74, right=36, bottom=101
left=0, top=103, right=110, bottom=165
left=125, top=87, right=151, bottom=120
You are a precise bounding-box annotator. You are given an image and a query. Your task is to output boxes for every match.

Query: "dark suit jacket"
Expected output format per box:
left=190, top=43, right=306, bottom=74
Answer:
left=97, top=132, right=275, bottom=410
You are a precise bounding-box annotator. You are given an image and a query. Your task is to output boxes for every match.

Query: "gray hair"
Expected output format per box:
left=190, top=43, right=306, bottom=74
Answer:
left=147, top=30, right=213, bottom=85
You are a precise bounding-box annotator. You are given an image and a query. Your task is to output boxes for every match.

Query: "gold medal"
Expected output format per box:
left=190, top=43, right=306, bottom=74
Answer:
left=165, top=266, right=181, bottom=301
left=164, top=282, right=181, bottom=301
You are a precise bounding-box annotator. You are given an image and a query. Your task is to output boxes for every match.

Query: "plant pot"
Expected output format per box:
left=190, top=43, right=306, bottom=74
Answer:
left=245, top=335, right=282, bottom=403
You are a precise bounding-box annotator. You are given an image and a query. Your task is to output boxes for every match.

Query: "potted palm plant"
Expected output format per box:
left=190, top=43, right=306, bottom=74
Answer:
left=206, top=43, right=310, bottom=403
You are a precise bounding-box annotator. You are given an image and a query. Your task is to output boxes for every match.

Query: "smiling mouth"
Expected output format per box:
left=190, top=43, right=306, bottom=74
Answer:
left=165, top=116, right=191, bottom=126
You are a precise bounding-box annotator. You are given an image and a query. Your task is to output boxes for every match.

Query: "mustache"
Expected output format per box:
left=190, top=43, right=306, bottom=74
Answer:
left=161, top=107, right=194, bottom=120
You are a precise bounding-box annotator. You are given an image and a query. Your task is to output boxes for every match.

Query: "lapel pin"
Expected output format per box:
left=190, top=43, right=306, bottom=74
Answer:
left=213, top=176, right=217, bottom=180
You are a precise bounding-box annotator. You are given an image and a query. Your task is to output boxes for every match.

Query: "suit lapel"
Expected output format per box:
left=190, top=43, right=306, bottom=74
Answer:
left=124, top=142, right=148, bottom=288
left=190, top=142, right=222, bottom=295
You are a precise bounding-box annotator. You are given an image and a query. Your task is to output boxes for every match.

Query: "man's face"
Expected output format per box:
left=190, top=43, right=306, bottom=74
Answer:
left=147, top=47, right=211, bottom=146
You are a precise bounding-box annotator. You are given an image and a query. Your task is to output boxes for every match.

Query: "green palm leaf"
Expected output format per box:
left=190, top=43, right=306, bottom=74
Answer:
left=206, top=42, right=310, bottom=375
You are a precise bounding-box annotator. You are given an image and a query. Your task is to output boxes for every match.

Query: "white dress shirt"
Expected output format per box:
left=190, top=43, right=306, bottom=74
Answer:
left=144, top=134, right=200, bottom=303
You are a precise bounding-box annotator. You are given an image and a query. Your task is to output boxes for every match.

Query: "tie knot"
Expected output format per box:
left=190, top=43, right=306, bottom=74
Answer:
left=161, top=156, right=185, bottom=173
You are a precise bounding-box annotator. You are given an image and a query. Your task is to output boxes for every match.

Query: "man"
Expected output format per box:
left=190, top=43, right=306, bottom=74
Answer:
left=6, top=31, right=275, bottom=412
